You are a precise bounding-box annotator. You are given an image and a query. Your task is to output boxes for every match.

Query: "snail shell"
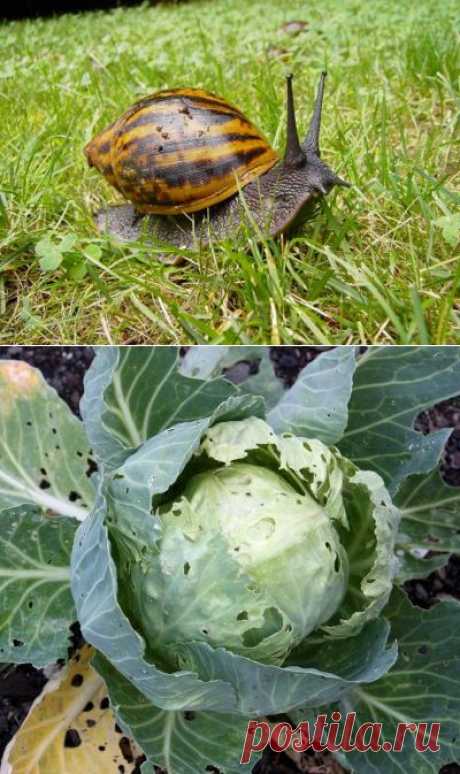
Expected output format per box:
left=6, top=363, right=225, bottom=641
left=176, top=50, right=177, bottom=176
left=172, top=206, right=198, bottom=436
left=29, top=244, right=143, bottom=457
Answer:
left=85, top=88, right=278, bottom=214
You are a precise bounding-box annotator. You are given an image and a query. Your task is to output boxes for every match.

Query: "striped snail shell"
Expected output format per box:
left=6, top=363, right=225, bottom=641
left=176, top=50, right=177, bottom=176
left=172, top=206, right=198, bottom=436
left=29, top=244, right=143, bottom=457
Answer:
left=85, top=88, right=279, bottom=215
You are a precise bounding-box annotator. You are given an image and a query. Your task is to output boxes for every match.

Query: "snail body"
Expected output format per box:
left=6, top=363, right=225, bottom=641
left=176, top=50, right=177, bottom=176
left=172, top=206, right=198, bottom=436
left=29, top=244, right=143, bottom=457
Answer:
left=85, top=74, right=349, bottom=257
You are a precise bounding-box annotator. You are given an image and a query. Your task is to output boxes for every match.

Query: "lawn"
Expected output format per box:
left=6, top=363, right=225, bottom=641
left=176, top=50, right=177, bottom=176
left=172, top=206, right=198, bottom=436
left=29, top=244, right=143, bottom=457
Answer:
left=1, top=0, right=459, bottom=344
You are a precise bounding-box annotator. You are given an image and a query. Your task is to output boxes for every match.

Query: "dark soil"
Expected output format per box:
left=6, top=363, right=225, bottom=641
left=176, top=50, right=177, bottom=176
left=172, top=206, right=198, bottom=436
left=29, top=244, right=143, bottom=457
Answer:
left=0, top=345, right=459, bottom=773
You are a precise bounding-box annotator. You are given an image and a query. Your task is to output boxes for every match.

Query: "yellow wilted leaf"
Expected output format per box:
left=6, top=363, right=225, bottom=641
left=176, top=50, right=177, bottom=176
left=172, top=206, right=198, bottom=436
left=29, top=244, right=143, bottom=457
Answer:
left=0, top=645, right=143, bottom=774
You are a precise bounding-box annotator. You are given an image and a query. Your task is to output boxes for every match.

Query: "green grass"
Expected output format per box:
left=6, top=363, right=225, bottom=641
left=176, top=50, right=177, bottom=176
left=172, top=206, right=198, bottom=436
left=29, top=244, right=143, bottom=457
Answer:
left=1, top=0, right=459, bottom=344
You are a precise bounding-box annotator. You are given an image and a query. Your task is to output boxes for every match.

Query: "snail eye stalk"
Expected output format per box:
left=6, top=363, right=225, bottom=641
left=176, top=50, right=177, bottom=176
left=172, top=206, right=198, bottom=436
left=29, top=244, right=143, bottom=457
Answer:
left=283, top=74, right=307, bottom=169
left=303, top=71, right=351, bottom=189
left=304, top=70, right=327, bottom=158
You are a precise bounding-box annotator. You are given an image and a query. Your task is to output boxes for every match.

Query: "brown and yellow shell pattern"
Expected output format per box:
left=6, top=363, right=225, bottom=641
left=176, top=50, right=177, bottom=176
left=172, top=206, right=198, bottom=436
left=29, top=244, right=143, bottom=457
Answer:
left=85, top=88, right=279, bottom=214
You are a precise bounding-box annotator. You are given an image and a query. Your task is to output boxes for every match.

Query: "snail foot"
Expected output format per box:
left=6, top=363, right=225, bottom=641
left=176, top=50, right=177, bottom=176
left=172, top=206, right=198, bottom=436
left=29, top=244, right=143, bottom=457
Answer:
left=93, top=205, right=186, bottom=265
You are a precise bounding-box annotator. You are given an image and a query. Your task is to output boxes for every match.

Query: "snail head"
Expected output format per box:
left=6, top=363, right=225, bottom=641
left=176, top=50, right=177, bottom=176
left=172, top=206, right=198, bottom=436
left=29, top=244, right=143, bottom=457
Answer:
left=283, top=72, right=350, bottom=195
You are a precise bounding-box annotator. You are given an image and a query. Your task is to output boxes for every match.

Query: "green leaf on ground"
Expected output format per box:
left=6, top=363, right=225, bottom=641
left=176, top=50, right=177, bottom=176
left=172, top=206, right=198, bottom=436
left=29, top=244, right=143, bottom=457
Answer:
left=434, top=214, right=460, bottom=246
left=35, top=237, right=64, bottom=272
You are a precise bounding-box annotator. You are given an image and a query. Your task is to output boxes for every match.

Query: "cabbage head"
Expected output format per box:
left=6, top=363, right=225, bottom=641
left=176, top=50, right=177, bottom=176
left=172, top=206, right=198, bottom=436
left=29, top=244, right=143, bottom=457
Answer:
left=118, top=417, right=400, bottom=671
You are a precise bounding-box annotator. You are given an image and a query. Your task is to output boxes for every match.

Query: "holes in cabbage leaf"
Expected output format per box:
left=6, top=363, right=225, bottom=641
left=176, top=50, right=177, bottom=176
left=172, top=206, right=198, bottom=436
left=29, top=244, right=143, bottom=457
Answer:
left=64, top=729, right=81, bottom=748
left=68, top=491, right=81, bottom=502
left=334, top=554, right=341, bottom=573
left=236, top=611, right=248, bottom=621
left=119, top=736, right=135, bottom=763
left=86, top=457, right=98, bottom=478
left=183, top=562, right=191, bottom=575
left=39, top=479, right=50, bottom=490
left=242, top=607, right=283, bottom=648
left=12, top=639, right=23, bottom=647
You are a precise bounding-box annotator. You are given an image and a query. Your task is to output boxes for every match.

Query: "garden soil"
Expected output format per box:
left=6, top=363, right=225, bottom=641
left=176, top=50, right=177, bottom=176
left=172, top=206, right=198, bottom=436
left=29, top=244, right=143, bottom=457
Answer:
left=0, top=346, right=459, bottom=774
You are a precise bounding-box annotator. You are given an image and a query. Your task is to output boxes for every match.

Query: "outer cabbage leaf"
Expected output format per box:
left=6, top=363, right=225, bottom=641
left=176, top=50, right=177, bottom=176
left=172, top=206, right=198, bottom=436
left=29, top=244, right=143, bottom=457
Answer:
left=179, top=345, right=230, bottom=379
left=105, top=395, right=266, bottom=554
left=267, top=347, right=357, bottom=445
left=180, top=347, right=357, bottom=431
left=339, top=346, right=460, bottom=494
left=180, top=617, right=397, bottom=716
left=81, top=347, right=239, bottom=469
left=394, top=464, right=460, bottom=581
left=95, top=652, right=254, bottom=774
left=180, top=345, right=283, bottom=410
left=322, top=466, right=401, bottom=639
left=0, top=645, right=133, bottom=773
left=0, top=506, right=76, bottom=667
left=0, top=360, right=94, bottom=520
left=290, top=589, right=460, bottom=774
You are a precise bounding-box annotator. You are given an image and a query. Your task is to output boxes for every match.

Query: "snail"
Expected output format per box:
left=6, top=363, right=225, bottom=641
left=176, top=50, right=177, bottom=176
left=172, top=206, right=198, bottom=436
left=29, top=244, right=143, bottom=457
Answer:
left=85, top=73, right=349, bottom=262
